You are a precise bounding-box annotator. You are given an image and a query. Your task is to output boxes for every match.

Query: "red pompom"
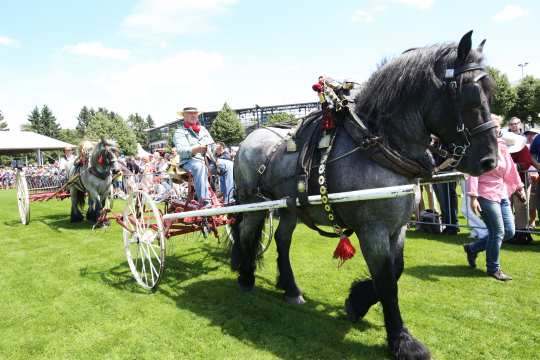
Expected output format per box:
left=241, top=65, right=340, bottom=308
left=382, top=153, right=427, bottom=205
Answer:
left=333, top=235, right=356, bottom=267
left=312, top=83, right=324, bottom=93
left=97, top=154, right=105, bottom=166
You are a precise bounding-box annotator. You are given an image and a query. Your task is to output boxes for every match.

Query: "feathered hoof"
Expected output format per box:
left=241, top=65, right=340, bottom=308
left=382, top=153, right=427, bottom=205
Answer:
left=237, top=275, right=254, bottom=292
left=345, top=296, right=371, bottom=323
left=284, top=294, right=306, bottom=305
left=390, top=327, right=431, bottom=360
left=71, top=213, right=84, bottom=223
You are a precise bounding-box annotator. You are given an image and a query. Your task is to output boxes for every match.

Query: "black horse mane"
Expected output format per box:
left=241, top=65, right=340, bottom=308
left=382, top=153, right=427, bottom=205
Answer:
left=355, top=42, right=492, bottom=133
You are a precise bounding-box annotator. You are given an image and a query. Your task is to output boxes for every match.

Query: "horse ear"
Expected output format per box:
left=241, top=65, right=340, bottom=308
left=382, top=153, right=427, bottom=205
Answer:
left=477, top=39, right=486, bottom=53
left=456, top=30, right=473, bottom=66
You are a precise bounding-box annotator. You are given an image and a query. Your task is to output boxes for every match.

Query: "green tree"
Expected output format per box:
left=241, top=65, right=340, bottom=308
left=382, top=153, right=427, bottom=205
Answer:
left=76, top=106, right=92, bottom=135
left=487, top=66, right=516, bottom=121
left=26, top=106, right=42, bottom=132
left=86, top=112, right=137, bottom=155
left=25, top=105, right=60, bottom=137
left=0, top=110, right=8, bottom=131
left=146, top=114, right=155, bottom=129
left=511, top=75, right=540, bottom=126
left=267, top=112, right=298, bottom=125
left=40, top=105, right=60, bottom=138
left=127, top=113, right=148, bottom=145
left=209, top=103, right=245, bottom=145
left=58, top=128, right=82, bottom=145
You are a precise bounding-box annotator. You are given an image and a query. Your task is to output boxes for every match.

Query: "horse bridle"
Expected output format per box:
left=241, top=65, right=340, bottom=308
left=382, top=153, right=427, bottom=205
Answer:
left=435, top=62, right=498, bottom=170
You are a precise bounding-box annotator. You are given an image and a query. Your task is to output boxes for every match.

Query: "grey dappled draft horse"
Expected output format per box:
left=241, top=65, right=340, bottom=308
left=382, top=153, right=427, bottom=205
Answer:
left=231, top=31, right=498, bottom=359
left=68, top=139, right=120, bottom=225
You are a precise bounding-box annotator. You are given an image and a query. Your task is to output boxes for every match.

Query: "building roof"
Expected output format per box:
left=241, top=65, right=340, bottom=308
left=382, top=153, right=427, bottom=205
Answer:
left=0, top=131, right=76, bottom=154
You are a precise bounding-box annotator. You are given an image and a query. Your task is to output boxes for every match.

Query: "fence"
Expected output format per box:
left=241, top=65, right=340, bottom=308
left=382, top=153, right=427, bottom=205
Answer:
left=411, top=170, right=540, bottom=235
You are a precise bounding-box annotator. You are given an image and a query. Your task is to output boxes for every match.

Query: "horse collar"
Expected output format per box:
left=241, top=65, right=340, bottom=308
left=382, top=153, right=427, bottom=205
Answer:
left=89, top=166, right=108, bottom=180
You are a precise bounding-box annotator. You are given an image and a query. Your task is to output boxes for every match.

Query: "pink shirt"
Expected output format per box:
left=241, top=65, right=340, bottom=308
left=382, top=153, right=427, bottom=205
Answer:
left=467, top=138, right=523, bottom=202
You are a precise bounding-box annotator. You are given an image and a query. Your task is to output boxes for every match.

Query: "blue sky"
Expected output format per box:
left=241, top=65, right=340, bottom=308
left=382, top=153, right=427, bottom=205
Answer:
left=1, top=0, right=538, bottom=129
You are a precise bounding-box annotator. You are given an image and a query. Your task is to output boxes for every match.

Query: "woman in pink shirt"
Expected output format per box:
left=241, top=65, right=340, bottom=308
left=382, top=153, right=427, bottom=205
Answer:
left=464, top=115, right=525, bottom=281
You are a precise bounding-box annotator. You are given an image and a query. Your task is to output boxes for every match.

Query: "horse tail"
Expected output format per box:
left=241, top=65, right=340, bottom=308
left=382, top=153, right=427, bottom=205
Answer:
left=74, top=188, right=85, bottom=211
left=230, top=213, right=243, bottom=271
left=230, top=210, right=266, bottom=273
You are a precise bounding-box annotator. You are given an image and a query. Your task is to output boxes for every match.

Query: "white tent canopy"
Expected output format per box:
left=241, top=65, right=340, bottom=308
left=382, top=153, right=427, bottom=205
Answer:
left=136, top=143, right=151, bottom=158
left=0, top=131, right=76, bottom=153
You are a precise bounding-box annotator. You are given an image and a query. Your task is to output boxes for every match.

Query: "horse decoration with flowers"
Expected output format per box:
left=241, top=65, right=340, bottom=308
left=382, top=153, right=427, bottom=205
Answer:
left=231, top=31, right=498, bottom=359
left=67, top=139, right=120, bottom=225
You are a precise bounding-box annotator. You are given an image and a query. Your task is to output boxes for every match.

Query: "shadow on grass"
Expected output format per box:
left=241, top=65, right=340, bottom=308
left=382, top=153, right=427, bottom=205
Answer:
left=405, top=264, right=485, bottom=282
left=160, top=278, right=387, bottom=359
left=80, top=243, right=231, bottom=294
left=85, top=242, right=388, bottom=359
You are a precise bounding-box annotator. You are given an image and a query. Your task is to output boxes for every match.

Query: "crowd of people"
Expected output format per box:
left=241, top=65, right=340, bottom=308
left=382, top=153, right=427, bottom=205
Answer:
left=0, top=164, right=68, bottom=190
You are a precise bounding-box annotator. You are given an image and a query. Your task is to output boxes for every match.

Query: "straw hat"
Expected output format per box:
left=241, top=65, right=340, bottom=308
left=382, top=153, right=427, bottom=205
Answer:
left=177, top=106, right=199, bottom=117
left=502, top=131, right=526, bottom=154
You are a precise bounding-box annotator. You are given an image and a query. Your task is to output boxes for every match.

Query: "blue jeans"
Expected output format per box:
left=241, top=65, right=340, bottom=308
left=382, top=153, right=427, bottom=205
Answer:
left=217, top=159, right=235, bottom=204
left=469, top=197, right=515, bottom=274
left=181, top=158, right=210, bottom=203
left=433, top=182, right=458, bottom=227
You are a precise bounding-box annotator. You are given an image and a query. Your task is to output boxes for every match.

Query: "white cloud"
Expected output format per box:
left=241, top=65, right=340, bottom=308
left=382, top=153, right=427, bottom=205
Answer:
left=492, top=4, right=527, bottom=22
left=0, top=36, right=17, bottom=46
left=121, top=0, right=238, bottom=38
left=352, top=10, right=375, bottom=23
left=65, top=42, right=130, bottom=60
left=352, top=6, right=387, bottom=23
left=394, top=0, right=434, bottom=10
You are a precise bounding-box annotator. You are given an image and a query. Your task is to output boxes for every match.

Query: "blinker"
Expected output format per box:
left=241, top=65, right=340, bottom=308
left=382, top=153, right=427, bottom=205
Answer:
left=460, top=83, right=482, bottom=108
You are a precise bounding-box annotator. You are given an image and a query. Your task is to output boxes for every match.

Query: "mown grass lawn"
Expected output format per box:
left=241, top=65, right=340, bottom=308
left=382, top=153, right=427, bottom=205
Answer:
left=1, top=189, right=539, bottom=359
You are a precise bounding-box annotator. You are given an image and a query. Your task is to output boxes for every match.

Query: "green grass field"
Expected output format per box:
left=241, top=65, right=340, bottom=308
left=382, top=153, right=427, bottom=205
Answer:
left=1, top=189, right=539, bottom=359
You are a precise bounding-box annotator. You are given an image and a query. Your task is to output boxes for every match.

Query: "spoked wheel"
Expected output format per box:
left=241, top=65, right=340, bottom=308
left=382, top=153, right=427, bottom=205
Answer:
left=226, top=210, right=274, bottom=255
left=16, top=170, right=30, bottom=225
left=123, top=190, right=166, bottom=291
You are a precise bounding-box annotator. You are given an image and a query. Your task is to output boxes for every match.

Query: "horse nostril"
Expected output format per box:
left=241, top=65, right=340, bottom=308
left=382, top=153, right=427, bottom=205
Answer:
left=480, top=158, right=496, bottom=172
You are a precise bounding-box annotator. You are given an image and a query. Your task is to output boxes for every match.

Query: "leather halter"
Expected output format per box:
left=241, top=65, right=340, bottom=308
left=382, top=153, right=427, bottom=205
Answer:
left=438, top=62, right=498, bottom=170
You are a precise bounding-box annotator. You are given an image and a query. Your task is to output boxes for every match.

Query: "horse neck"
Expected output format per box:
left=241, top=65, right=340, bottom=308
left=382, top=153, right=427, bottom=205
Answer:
left=375, top=110, right=431, bottom=162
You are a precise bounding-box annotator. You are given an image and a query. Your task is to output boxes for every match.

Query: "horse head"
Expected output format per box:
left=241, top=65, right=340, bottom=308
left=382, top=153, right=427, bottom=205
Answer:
left=356, top=30, right=498, bottom=177
left=424, top=31, right=498, bottom=176
left=91, top=138, right=120, bottom=176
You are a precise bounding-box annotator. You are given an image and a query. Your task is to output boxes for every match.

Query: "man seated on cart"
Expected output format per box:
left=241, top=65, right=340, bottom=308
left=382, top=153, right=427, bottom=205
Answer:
left=173, top=106, right=234, bottom=207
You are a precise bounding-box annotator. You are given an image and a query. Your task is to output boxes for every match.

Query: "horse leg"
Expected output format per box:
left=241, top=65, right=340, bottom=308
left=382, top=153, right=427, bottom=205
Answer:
left=86, top=191, right=101, bottom=223
left=274, top=209, right=304, bottom=304
left=345, top=226, right=406, bottom=321
left=355, top=224, right=430, bottom=360
left=70, top=188, right=84, bottom=223
left=231, top=211, right=266, bottom=291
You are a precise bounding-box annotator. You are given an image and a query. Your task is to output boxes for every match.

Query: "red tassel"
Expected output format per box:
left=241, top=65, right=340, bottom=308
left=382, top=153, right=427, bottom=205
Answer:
left=322, top=112, right=335, bottom=130
left=333, top=236, right=356, bottom=267
left=97, top=154, right=105, bottom=166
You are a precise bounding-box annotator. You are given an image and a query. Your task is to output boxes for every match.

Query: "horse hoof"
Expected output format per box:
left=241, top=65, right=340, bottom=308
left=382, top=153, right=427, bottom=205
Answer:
left=284, top=295, right=306, bottom=305
left=391, top=327, right=431, bottom=360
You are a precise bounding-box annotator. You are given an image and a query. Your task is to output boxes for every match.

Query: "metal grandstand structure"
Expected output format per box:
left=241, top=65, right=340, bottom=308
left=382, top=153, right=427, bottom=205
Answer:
left=146, top=101, right=320, bottom=150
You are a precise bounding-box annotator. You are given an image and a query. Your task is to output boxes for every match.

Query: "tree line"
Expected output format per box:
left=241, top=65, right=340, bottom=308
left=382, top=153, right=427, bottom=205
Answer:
left=487, top=67, right=540, bottom=125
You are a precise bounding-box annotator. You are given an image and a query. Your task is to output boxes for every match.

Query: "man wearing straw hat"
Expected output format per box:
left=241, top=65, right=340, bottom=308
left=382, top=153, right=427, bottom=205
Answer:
left=173, top=107, right=215, bottom=208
